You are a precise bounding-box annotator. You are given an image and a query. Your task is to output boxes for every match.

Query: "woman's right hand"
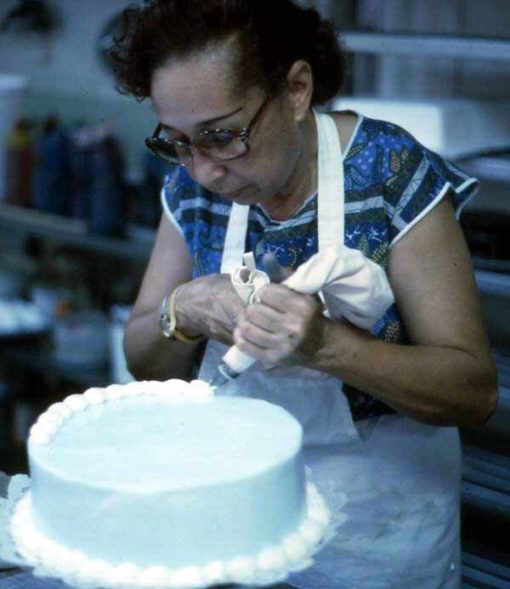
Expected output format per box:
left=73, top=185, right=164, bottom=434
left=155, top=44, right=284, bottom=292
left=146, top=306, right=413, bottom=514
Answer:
left=174, top=274, right=245, bottom=345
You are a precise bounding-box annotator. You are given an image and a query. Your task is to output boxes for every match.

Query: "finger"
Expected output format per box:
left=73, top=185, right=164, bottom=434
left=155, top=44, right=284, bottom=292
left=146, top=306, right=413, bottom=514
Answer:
left=242, top=304, right=308, bottom=345
left=242, top=303, right=286, bottom=332
left=235, top=321, right=286, bottom=349
left=240, top=314, right=301, bottom=348
left=234, top=326, right=296, bottom=363
left=257, top=284, right=315, bottom=317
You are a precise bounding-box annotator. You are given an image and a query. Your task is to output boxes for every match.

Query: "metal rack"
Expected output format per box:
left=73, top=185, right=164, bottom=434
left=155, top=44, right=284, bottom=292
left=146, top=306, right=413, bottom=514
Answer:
left=342, top=31, right=510, bottom=61
left=0, top=204, right=153, bottom=262
left=461, top=553, right=510, bottom=589
left=458, top=154, right=510, bottom=184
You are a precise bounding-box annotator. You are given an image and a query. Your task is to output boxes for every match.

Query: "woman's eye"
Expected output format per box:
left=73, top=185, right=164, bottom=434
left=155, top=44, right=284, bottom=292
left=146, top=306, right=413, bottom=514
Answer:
left=200, top=130, right=234, bottom=149
left=160, top=129, right=187, bottom=144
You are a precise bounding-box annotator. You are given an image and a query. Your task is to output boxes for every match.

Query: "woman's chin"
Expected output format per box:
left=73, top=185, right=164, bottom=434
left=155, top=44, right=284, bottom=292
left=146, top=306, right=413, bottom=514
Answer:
left=221, top=187, right=260, bottom=205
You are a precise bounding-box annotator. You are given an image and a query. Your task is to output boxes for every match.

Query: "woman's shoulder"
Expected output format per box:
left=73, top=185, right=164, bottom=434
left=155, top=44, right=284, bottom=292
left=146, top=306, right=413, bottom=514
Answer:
left=330, top=110, right=478, bottom=224
left=328, top=111, right=360, bottom=153
left=331, top=110, right=421, bottom=155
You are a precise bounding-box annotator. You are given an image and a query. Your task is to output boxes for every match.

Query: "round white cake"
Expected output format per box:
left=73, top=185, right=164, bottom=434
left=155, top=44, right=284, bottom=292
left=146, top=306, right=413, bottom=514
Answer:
left=11, top=380, right=330, bottom=589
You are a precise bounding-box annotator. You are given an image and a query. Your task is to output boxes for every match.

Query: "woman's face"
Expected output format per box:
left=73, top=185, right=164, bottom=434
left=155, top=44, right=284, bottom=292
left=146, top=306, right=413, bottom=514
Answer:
left=150, top=43, right=313, bottom=208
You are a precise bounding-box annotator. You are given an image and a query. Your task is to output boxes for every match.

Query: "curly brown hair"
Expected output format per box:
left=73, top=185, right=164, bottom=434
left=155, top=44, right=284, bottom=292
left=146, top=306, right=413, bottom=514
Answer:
left=110, top=0, right=346, bottom=106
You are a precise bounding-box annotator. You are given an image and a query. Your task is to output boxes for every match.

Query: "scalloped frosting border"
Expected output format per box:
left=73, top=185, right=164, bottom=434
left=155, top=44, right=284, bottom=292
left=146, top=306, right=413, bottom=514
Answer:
left=11, top=481, right=331, bottom=589
left=29, top=379, right=214, bottom=446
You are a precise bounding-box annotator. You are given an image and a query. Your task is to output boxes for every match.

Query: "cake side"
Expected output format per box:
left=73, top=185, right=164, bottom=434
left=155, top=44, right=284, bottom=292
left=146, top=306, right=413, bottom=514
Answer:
left=29, top=451, right=306, bottom=569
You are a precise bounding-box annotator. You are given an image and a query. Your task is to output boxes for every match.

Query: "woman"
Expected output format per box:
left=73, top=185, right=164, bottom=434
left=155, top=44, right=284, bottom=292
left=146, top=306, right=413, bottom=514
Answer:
left=111, top=1, right=498, bottom=587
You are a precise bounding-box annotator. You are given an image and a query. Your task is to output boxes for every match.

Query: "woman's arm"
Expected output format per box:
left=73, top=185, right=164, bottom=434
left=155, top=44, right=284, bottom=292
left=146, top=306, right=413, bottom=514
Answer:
left=124, top=215, right=198, bottom=381
left=124, top=215, right=245, bottom=381
left=234, top=198, right=499, bottom=427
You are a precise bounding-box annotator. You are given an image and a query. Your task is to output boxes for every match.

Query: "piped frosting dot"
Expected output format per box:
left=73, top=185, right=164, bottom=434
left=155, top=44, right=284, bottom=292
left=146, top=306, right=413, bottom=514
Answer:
left=225, top=556, right=256, bottom=580
left=189, top=379, right=213, bottom=397
left=46, top=403, right=68, bottom=419
left=299, top=520, right=323, bottom=544
left=257, top=547, right=287, bottom=571
left=201, top=560, right=225, bottom=585
left=169, top=566, right=204, bottom=589
left=63, top=394, right=87, bottom=412
left=105, top=385, right=126, bottom=400
left=84, top=388, right=106, bottom=404
left=283, top=534, right=308, bottom=561
left=29, top=428, right=51, bottom=445
left=138, top=565, right=168, bottom=586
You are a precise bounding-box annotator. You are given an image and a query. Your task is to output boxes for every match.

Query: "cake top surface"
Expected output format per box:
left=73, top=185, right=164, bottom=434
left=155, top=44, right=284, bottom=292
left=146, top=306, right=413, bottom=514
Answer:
left=29, top=381, right=302, bottom=492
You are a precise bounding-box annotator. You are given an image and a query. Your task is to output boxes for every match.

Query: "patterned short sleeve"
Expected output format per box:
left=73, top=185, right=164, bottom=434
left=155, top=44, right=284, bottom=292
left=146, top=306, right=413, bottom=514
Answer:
left=373, top=120, right=480, bottom=247
left=160, top=166, right=232, bottom=277
left=160, top=165, right=192, bottom=234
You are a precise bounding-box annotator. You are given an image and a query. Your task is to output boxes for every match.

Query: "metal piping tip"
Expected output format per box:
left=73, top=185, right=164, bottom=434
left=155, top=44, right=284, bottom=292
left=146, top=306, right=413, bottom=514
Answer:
left=208, top=361, right=240, bottom=389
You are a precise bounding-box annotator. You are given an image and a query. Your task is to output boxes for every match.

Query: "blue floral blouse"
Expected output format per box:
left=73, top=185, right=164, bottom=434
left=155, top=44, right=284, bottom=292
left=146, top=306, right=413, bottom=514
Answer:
left=162, top=114, right=478, bottom=421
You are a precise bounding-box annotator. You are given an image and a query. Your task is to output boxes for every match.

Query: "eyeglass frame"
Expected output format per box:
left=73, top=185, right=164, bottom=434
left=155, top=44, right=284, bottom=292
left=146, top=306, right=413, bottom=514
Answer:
left=145, top=87, right=276, bottom=167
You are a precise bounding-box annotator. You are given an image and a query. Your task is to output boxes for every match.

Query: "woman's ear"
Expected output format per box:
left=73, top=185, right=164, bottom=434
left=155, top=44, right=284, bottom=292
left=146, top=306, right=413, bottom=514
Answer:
left=286, top=59, right=314, bottom=122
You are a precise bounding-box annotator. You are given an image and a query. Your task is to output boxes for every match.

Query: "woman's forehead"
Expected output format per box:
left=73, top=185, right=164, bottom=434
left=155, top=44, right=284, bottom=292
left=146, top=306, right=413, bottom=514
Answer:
left=152, top=39, right=243, bottom=100
left=151, top=51, right=258, bottom=131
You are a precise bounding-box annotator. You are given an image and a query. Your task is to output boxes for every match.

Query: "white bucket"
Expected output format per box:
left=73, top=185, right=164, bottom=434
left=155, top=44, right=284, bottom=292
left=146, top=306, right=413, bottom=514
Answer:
left=0, top=74, right=28, bottom=201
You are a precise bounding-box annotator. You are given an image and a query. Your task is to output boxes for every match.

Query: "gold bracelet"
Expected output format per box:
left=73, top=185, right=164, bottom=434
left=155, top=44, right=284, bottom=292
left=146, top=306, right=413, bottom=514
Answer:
left=159, top=285, right=205, bottom=344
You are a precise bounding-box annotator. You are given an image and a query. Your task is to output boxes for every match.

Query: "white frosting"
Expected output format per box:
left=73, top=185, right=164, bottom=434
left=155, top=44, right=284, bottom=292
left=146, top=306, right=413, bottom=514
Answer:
left=11, top=379, right=331, bottom=588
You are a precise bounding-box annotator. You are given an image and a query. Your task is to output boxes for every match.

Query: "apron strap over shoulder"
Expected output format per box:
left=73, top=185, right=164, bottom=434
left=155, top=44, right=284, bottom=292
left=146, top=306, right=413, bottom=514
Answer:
left=221, top=203, right=250, bottom=274
left=314, top=111, right=345, bottom=251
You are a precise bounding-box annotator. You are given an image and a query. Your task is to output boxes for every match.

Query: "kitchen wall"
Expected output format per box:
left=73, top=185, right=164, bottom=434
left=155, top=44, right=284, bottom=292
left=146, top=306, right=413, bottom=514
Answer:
left=0, top=0, right=156, bottom=182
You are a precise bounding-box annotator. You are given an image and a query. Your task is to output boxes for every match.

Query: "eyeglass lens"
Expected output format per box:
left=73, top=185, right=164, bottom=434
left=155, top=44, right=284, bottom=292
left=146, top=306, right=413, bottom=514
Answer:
left=147, top=86, right=275, bottom=166
left=148, top=129, right=249, bottom=166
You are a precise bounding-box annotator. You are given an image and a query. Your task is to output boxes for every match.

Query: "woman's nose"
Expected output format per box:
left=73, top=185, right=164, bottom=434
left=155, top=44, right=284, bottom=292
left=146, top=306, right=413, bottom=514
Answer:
left=189, top=150, right=227, bottom=188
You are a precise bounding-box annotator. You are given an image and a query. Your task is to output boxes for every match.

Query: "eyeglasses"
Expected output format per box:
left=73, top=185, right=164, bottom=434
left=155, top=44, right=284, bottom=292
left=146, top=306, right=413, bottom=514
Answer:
left=145, top=90, right=275, bottom=167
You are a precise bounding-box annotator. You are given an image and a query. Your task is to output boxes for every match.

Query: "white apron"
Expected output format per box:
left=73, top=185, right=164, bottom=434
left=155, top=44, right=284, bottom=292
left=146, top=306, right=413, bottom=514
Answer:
left=198, top=113, right=461, bottom=589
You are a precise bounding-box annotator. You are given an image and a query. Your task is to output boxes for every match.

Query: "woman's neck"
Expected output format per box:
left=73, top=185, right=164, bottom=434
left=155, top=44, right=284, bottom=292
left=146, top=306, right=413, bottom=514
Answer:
left=261, top=112, right=318, bottom=222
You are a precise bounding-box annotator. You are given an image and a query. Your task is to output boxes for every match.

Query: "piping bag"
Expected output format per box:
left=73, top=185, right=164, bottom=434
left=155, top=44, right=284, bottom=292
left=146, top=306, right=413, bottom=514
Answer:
left=209, top=247, right=396, bottom=389
left=209, top=253, right=269, bottom=389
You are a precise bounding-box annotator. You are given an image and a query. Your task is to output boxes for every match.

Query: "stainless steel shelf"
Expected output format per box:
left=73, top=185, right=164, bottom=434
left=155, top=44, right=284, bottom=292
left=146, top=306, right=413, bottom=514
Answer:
left=2, top=344, right=110, bottom=389
left=473, top=258, right=510, bottom=273
left=459, top=155, right=510, bottom=183
left=463, top=447, right=510, bottom=496
left=0, top=204, right=153, bottom=262
left=475, top=270, right=510, bottom=297
left=463, top=552, right=510, bottom=581
left=462, top=561, right=510, bottom=589
left=461, top=480, right=510, bottom=520
left=341, top=31, right=510, bottom=61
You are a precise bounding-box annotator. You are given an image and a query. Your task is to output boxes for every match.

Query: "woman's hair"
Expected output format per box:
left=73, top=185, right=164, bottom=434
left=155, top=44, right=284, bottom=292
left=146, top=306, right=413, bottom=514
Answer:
left=110, top=0, right=346, bottom=105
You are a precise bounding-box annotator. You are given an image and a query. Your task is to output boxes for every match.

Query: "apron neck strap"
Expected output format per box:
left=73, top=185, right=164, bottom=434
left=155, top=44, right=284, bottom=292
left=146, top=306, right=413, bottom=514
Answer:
left=220, top=203, right=250, bottom=273
left=314, top=110, right=345, bottom=251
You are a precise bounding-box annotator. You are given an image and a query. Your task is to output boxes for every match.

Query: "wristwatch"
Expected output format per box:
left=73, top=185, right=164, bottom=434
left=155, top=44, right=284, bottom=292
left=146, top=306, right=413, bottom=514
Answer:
left=159, top=286, right=204, bottom=344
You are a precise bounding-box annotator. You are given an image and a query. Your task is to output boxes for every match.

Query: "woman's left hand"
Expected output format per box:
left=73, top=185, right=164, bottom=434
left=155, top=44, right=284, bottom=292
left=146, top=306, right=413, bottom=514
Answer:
left=233, top=283, right=323, bottom=366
